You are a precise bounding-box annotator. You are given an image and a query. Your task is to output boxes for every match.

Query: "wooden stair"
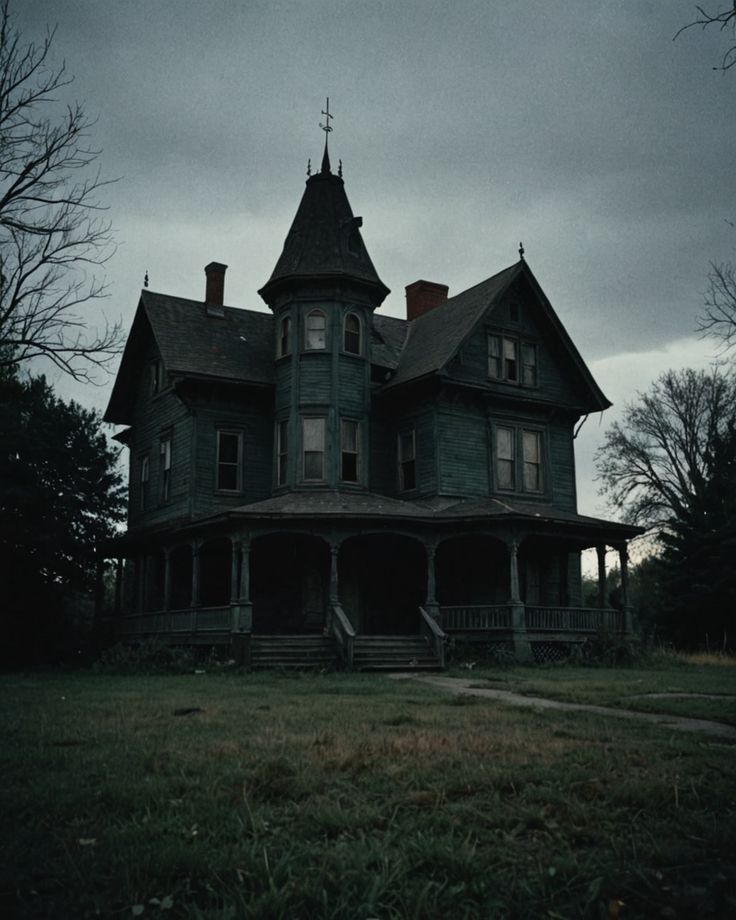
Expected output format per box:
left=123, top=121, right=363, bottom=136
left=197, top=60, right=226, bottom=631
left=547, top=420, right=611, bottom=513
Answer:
left=250, top=634, right=338, bottom=670
left=352, top=635, right=441, bottom=671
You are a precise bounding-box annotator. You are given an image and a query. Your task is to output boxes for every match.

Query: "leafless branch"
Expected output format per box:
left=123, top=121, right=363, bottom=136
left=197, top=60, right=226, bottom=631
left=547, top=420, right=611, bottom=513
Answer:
left=0, top=0, right=121, bottom=382
left=674, top=4, right=736, bottom=72
left=697, top=260, right=736, bottom=352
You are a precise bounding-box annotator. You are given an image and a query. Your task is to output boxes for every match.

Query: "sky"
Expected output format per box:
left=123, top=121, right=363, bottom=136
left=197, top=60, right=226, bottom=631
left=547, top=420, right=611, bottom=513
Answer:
left=14, top=0, right=736, bottom=527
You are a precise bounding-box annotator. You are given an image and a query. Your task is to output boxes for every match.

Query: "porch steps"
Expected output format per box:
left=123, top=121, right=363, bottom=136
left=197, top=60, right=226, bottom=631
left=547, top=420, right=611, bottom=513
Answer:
left=353, top=635, right=441, bottom=672
left=250, top=634, right=338, bottom=670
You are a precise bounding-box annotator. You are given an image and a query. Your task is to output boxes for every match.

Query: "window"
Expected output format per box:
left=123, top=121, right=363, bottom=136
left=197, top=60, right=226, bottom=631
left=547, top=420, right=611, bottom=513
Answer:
left=139, top=455, right=150, bottom=510
left=398, top=429, right=416, bottom=491
left=159, top=438, right=172, bottom=502
left=149, top=360, right=162, bottom=395
left=488, top=333, right=537, bottom=386
left=521, top=343, right=537, bottom=387
left=305, top=310, right=327, bottom=350
left=343, top=312, right=361, bottom=355
left=302, top=417, right=325, bottom=481
left=495, top=425, right=544, bottom=493
left=496, top=426, right=515, bottom=490
left=277, top=420, right=288, bottom=486
left=341, top=419, right=360, bottom=482
left=216, top=430, right=241, bottom=491
left=522, top=429, right=542, bottom=492
left=278, top=315, right=291, bottom=357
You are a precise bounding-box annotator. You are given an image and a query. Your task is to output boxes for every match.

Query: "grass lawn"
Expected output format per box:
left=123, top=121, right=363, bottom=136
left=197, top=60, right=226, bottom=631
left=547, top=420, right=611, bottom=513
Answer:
left=2, top=667, right=735, bottom=919
left=454, top=658, right=736, bottom=726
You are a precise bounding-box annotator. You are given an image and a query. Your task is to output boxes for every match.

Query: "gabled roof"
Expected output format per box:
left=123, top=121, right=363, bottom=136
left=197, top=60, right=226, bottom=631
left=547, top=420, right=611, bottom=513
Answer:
left=104, top=290, right=274, bottom=424
left=383, top=259, right=610, bottom=412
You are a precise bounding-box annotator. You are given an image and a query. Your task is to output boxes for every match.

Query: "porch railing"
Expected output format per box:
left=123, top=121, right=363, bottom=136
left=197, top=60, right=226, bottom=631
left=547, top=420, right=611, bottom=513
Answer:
left=118, top=606, right=232, bottom=637
left=419, top=607, right=447, bottom=669
left=525, top=606, right=623, bottom=633
left=440, top=605, right=512, bottom=631
left=331, top=604, right=356, bottom=671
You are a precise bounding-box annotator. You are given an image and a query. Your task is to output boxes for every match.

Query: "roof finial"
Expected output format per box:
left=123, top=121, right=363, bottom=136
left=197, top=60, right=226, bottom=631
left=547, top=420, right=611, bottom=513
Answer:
left=338, top=159, right=343, bottom=178
left=518, top=242, right=525, bottom=261
left=319, top=97, right=333, bottom=173
left=144, top=269, right=149, bottom=288
left=307, top=158, right=311, bottom=177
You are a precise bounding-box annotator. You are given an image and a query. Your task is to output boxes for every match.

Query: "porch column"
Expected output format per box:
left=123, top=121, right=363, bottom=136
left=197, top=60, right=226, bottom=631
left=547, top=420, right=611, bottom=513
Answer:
left=596, top=545, right=607, bottom=609
left=508, top=538, right=531, bottom=662
left=190, top=541, right=201, bottom=608
left=558, top=553, right=569, bottom=607
left=424, top=540, right=440, bottom=620
left=618, top=544, right=633, bottom=637
left=329, top=541, right=340, bottom=605
left=163, top=548, right=172, bottom=611
left=114, top=557, right=123, bottom=616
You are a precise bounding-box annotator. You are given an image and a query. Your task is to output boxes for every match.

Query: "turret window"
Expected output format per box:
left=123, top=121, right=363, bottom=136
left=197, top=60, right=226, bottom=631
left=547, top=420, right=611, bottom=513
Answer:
left=343, top=313, right=361, bottom=355
left=340, top=419, right=360, bottom=482
left=302, top=417, right=326, bottom=481
left=159, top=437, right=172, bottom=502
left=139, top=455, right=150, bottom=510
left=305, top=310, right=327, bottom=350
left=278, top=316, right=291, bottom=357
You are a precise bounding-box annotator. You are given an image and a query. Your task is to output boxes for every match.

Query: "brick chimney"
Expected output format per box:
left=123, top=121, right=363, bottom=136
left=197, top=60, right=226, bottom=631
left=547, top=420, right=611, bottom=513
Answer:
left=405, top=280, right=449, bottom=321
left=204, top=262, right=227, bottom=317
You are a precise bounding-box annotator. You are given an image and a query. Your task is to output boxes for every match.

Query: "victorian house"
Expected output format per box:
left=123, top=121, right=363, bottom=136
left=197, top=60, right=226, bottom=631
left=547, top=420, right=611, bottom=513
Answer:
left=102, top=137, right=640, bottom=669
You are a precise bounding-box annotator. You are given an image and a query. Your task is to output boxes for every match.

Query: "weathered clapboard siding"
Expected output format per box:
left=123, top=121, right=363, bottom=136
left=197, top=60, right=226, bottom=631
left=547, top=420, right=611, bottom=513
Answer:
left=337, top=354, right=367, bottom=414
left=128, top=345, right=192, bottom=532
left=437, top=404, right=489, bottom=496
left=368, top=410, right=395, bottom=495
left=298, top=352, right=331, bottom=403
left=191, top=399, right=273, bottom=517
left=275, top=359, right=292, bottom=411
left=547, top=419, right=578, bottom=511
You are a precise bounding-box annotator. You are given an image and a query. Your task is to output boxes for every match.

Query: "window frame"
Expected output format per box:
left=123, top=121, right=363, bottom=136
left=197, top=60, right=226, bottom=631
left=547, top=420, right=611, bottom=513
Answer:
left=139, top=454, right=150, bottom=511
left=277, top=315, right=291, bottom=357
left=215, top=429, right=242, bottom=493
left=492, top=423, right=545, bottom=494
left=343, top=311, right=362, bottom=355
left=340, top=418, right=361, bottom=483
left=304, top=309, right=328, bottom=351
left=276, top=419, right=288, bottom=486
left=487, top=332, right=539, bottom=387
left=398, top=427, right=417, bottom=492
left=159, top=436, right=172, bottom=503
left=302, top=416, right=326, bottom=482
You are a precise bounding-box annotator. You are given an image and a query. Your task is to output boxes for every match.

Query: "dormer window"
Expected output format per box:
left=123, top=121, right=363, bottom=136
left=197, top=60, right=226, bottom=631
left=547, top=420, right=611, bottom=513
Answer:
left=488, top=334, right=537, bottom=387
left=305, top=310, right=327, bottom=350
left=278, top=315, right=291, bottom=357
left=343, top=312, right=361, bottom=355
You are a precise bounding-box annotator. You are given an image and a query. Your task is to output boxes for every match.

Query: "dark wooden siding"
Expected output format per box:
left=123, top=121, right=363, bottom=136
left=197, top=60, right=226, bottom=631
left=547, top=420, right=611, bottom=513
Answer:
left=437, top=403, right=489, bottom=496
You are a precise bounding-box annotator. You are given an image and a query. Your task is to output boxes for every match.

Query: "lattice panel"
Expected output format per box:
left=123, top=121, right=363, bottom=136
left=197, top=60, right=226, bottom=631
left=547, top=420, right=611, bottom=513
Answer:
left=531, top=642, right=571, bottom=665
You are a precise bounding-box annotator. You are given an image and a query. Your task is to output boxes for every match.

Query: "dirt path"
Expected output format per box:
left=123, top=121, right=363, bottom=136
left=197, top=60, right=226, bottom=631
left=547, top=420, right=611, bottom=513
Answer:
left=390, top=674, right=736, bottom=740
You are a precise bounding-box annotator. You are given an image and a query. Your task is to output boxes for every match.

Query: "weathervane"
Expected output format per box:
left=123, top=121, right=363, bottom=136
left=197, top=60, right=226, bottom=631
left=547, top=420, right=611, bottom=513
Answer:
left=144, top=269, right=149, bottom=288
left=518, top=242, right=525, bottom=261
left=319, top=97, right=333, bottom=136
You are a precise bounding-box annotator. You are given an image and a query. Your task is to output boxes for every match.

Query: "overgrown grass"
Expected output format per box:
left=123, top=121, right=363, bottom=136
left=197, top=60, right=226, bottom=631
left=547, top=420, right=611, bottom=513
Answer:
left=2, top=669, right=735, bottom=918
left=452, top=659, right=736, bottom=726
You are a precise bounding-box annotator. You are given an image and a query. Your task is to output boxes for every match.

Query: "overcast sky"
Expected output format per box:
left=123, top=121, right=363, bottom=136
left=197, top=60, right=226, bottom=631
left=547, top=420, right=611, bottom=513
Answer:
left=14, top=0, right=736, bottom=523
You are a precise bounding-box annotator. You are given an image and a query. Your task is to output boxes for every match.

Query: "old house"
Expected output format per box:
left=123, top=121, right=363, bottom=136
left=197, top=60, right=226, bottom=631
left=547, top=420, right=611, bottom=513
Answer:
left=103, top=135, right=640, bottom=668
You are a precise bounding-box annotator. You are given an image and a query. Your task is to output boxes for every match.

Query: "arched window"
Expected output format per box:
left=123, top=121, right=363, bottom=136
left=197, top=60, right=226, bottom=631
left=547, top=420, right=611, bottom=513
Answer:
left=343, top=312, right=361, bottom=355
left=278, top=315, right=291, bottom=357
left=305, top=310, right=327, bottom=350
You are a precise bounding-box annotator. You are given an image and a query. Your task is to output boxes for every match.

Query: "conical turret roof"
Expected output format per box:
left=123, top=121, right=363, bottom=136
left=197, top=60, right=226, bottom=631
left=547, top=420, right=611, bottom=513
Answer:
left=259, top=153, right=389, bottom=307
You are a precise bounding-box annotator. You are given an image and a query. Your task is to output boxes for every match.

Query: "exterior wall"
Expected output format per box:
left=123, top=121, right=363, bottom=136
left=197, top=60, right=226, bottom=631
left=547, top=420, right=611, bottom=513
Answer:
left=437, top=400, right=489, bottom=497
left=127, top=344, right=192, bottom=533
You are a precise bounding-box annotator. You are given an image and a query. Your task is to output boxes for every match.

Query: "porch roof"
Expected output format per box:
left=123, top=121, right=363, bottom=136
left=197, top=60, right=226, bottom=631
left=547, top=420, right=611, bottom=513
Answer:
left=200, top=490, right=642, bottom=542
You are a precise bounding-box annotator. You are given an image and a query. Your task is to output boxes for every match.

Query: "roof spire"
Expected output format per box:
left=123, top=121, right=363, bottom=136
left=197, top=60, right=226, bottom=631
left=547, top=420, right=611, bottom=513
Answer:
left=319, top=97, right=333, bottom=174
left=518, top=241, right=525, bottom=261
left=144, top=269, right=149, bottom=288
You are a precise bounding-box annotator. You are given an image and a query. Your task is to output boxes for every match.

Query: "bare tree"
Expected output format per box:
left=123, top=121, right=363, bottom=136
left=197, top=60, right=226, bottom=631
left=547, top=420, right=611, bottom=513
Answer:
left=0, top=0, right=121, bottom=383
left=675, top=4, right=736, bottom=72
left=595, top=368, right=736, bottom=531
left=698, top=260, right=736, bottom=351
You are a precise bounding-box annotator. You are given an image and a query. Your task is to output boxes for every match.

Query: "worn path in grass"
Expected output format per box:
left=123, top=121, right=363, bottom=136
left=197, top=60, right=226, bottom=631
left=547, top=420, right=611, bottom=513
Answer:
left=393, top=674, right=736, bottom=739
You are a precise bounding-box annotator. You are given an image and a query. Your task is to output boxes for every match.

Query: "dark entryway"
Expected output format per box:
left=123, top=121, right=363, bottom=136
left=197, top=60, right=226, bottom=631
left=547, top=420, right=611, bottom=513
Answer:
left=436, top=535, right=509, bottom=606
left=339, top=533, right=426, bottom=634
left=251, top=533, right=329, bottom=633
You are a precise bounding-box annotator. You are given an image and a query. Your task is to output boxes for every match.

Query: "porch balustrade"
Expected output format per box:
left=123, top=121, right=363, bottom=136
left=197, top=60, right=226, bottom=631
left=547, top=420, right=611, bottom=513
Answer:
left=440, top=605, right=512, bottom=630
left=118, top=606, right=232, bottom=638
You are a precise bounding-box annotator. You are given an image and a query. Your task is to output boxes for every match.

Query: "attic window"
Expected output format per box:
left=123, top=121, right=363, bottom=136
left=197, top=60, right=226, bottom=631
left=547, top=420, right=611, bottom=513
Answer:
left=344, top=312, right=361, bottom=355
left=150, top=360, right=162, bottom=395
